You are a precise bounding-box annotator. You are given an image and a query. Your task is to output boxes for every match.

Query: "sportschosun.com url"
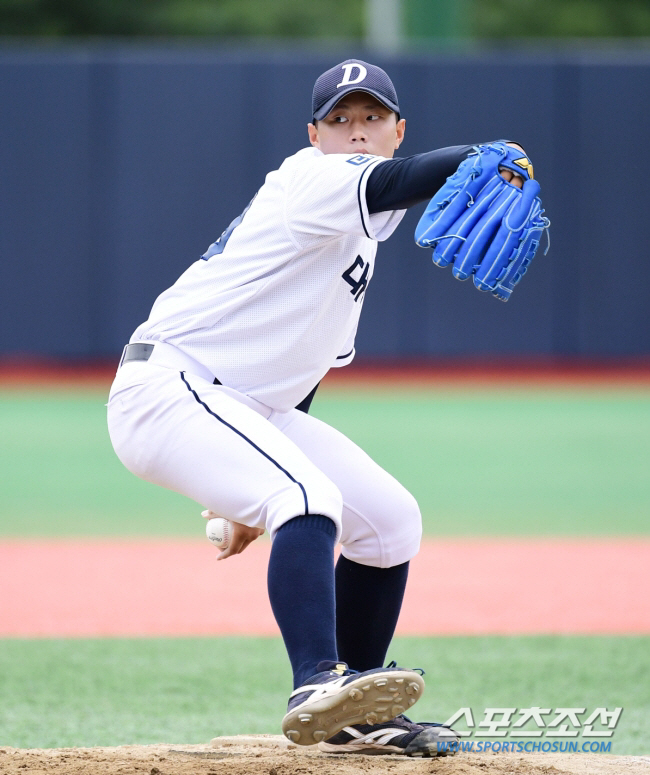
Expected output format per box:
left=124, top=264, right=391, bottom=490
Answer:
left=437, top=740, right=613, bottom=754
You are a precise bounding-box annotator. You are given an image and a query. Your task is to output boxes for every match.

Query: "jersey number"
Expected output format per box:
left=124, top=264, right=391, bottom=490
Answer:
left=342, top=255, right=370, bottom=302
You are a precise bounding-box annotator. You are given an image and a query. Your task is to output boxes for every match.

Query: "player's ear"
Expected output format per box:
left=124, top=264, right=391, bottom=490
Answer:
left=308, top=122, right=320, bottom=149
left=395, top=118, right=406, bottom=150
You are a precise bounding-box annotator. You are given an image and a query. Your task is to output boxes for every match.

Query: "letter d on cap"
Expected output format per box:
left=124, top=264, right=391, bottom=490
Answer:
left=336, top=63, right=368, bottom=88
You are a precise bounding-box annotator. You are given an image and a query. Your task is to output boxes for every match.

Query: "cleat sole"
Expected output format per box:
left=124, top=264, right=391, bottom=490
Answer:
left=282, top=669, right=425, bottom=747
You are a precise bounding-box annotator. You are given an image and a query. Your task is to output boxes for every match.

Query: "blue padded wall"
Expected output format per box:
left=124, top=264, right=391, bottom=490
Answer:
left=1, top=45, right=648, bottom=358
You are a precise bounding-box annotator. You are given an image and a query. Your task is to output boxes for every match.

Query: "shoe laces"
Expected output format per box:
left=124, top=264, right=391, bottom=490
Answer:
left=385, top=659, right=425, bottom=676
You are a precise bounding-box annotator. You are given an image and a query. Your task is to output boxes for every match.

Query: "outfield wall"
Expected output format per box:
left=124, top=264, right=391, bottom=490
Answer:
left=1, top=44, right=649, bottom=359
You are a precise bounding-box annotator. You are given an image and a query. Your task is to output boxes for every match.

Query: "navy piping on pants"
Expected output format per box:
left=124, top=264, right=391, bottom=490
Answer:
left=179, top=371, right=310, bottom=515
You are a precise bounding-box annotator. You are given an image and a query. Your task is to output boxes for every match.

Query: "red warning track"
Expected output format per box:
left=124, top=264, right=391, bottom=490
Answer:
left=2, top=357, right=650, bottom=389
left=1, top=538, right=648, bottom=637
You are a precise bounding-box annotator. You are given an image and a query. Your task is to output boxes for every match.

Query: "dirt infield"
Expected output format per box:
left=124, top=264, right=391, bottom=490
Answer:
left=2, top=737, right=649, bottom=775
left=2, top=538, right=649, bottom=636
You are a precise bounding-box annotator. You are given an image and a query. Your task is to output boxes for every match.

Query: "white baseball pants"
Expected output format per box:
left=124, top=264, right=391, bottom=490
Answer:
left=107, top=357, right=421, bottom=568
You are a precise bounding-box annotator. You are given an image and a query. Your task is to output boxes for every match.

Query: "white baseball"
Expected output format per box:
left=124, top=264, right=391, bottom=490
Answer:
left=202, top=510, right=232, bottom=550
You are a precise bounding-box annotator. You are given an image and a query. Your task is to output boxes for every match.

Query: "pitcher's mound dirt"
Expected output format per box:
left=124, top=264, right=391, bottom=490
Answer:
left=1, top=736, right=648, bottom=775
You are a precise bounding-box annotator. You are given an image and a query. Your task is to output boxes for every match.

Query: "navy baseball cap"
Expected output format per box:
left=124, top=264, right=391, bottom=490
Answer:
left=312, top=59, right=400, bottom=121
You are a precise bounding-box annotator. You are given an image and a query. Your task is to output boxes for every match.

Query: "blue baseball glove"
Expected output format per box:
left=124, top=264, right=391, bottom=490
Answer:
left=414, top=142, right=550, bottom=301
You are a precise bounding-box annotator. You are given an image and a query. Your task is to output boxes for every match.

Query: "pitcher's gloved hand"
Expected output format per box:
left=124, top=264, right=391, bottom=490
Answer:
left=414, top=141, right=550, bottom=301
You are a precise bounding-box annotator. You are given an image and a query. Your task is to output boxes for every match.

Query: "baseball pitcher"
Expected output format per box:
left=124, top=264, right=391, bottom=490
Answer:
left=107, top=59, right=547, bottom=757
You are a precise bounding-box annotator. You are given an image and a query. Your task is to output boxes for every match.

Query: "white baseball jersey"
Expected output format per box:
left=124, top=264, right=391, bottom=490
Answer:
left=131, top=147, right=406, bottom=411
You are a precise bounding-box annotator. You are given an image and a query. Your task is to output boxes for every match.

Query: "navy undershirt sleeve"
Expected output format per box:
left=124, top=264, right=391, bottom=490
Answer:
left=365, top=144, right=476, bottom=214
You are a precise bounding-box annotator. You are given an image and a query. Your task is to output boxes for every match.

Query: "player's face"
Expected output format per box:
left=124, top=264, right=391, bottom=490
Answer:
left=307, top=92, right=405, bottom=158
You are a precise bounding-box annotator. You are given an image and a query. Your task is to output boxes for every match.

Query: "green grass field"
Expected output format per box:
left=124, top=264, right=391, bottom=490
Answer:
left=1, top=384, right=649, bottom=537
left=1, top=636, right=647, bottom=753
left=1, top=383, right=649, bottom=752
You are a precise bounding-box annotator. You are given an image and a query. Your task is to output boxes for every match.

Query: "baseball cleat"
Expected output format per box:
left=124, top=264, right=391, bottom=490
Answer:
left=317, top=714, right=460, bottom=756
left=281, top=661, right=425, bottom=746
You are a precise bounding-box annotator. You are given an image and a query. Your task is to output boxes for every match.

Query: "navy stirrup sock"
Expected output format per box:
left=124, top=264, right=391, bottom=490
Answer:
left=268, top=515, right=338, bottom=689
left=335, top=554, right=409, bottom=672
